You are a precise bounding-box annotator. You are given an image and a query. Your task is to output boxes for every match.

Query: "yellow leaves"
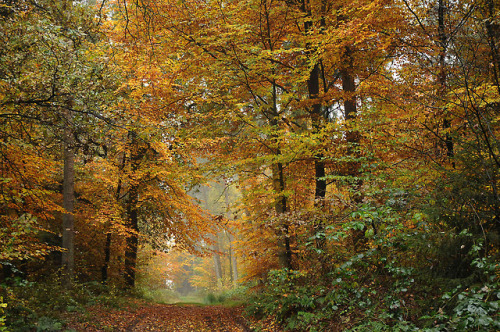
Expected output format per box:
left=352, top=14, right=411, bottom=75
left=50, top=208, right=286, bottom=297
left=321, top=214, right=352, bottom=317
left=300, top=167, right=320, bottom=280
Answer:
left=447, top=83, right=500, bottom=111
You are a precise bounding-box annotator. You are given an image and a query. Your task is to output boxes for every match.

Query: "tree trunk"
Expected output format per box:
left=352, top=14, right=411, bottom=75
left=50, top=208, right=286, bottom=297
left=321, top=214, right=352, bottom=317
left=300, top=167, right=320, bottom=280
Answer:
left=101, top=232, right=111, bottom=283
left=437, top=0, right=454, bottom=162
left=61, top=127, right=75, bottom=289
left=308, top=61, right=328, bottom=251
left=228, top=232, right=238, bottom=286
left=102, top=153, right=126, bottom=284
left=212, top=235, right=223, bottom=287
left=271, top=161, right=292, bottom=269
left=60, top=0, right=75, bottom=291
left=124, top=182, right=139, bottom=288
left=485, top=0, right=500, bottom=94
left=301, top=0, right=328, bottom=251
left=268, top=80, right=292, bottom=270
left=341, top=47, right=366, bottom=251
left=224, top=187, right=238, bottom=285
left=124, top=132, right=140, bottom=289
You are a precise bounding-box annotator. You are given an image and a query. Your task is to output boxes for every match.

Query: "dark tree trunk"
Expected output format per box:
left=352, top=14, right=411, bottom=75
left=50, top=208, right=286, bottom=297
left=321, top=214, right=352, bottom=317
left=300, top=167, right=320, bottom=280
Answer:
left=61, top=135, right=75, bottom=289
left=101, top=232, right=111, bottom=283
left=437, top=0, right=454, bottom=164
left=124, top=132, right=140, bottom=289
left=102, top=154, right=125, bottom=284
left=269, top=79, right=292, bottom=269
left=303, top=0, right=328, bottom=251
left=485, top=0, right=500, bottom=94
left=341, top=47, right=366, bottom=251
left=273, top=161, right=292, bottom=269
left=309, top=62, right=327, bottom=251
left=124, top=180, right=139, bottom=288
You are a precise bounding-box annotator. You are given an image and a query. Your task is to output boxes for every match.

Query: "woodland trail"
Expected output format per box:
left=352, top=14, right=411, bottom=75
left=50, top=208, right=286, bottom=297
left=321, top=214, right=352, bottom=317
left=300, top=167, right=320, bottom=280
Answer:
left=64, top=301, right=259, bottom=332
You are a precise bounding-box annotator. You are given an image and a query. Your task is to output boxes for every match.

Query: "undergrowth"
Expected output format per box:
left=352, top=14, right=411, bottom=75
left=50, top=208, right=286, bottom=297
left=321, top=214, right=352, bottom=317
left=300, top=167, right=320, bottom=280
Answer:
left=0, top=274, right=129, bottom=331
left=246, top=232, right=500, bottom=331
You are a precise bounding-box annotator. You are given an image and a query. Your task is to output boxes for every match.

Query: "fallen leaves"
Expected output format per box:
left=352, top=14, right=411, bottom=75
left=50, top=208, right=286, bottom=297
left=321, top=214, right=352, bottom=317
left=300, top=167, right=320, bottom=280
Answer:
left=64, top=300, right=257, bottom=332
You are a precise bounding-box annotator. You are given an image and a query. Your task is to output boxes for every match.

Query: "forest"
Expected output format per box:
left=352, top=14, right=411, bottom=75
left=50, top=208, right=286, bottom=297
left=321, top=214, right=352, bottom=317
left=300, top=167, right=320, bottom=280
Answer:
left=0, top=0, right=499, bottom=330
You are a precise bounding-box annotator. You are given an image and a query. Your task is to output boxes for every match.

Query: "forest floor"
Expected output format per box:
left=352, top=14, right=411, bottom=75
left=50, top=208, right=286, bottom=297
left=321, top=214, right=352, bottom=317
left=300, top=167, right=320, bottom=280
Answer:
left=63, top=298, right=282, bottom=332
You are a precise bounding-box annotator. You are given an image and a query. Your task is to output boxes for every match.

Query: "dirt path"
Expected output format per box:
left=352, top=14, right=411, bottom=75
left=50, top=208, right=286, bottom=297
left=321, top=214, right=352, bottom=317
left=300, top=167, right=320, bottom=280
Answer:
left=64, top=302, right=255, bottom=331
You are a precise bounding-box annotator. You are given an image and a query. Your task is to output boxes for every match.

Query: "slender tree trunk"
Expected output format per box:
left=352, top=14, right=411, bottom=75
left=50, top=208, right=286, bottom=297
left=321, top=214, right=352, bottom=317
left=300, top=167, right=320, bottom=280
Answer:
left=438, top=0, right=454, bottom=162
left=227, top=233, right=234, bottom=285
left=61, top=123, right=75, bottom=289
left=262, top=1, right=292, bottom=269
left=228, top=232, right=238, bottom=285
left=102, top=153, right=126, bottom=283
left=60, top=0, right=75, bottom=291
left=224, top=187, right=238, bottom=285
left=124, top=187, right=138, bottom=288
left=101, top=232, right=111, bottom=283
left=270, top=80, right=292, bottom=269
left=308, top=61, right=327, bottom=251
left=485, top=0, right=500, bottom=94
left=212, top=234, right=223, bottom=287
left=341, top=47, right=360, bottom=180
left=341, top=47, right=366, bottom=251
left=124, top=132, right=140, bottom=289
left=271, top=160, right=292, bottom=269
left=299, top=0, right=329, bottom=251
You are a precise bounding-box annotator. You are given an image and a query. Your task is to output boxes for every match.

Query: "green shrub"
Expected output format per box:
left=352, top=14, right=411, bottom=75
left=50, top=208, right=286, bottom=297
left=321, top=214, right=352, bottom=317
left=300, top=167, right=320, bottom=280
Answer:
left=246, top=241, right=500, bottom=331
left=202, top=286, right=248, bottom=306
left=35, top=316, right=63, bottom=332
left=2, top=274, right=128, bottom=331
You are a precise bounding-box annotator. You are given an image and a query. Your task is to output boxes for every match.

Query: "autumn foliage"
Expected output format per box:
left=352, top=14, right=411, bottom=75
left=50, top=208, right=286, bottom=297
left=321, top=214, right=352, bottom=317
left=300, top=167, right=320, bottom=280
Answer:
left=1, top=0, right=500, bottom=330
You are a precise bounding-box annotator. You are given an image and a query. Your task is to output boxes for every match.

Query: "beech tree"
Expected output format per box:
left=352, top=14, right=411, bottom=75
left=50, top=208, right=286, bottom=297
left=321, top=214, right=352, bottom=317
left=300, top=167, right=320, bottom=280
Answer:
left=0, top=0, right=121, bottom=284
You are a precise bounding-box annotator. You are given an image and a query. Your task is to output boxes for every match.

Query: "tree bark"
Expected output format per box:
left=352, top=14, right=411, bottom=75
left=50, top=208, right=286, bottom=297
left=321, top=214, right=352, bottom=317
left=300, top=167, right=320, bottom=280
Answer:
left=269, top=79, right=292, bottom=269
left=212, top=234, right=223, bottom=287
left=228, top=232, right=238, bottom=286
left=101, top=232, right=111, bottom=283
left=61, top=126, right=75, bottom=289
left=60, top=0, right=75, bottom=291
left=341, top=47, right=366, bottom=251
left=102, top=153, right=126, bottom=284
left=272, top=161, right=292, bottom=269
left=304, top=9, right=327, bottom=251
left=124, top=132, right=140, bottom=289
left=438, top=0, right=454, bottom=162
left=224, top=187, right=238, bottom=285
left=485, top=0, right=500, bottom=94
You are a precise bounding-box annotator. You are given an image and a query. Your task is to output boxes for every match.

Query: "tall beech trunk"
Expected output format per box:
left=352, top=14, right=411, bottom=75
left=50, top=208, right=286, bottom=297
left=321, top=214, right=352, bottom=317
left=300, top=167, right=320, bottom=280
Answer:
left=225, top=187, right=238, bottom=285
left=212, top=234, right=223, bottom=286
left=438, top=0, right=454, bottom=162
left=309, top=62, right=327, bottom=251
left=101, top=178, right=121, bottom=283
left=101, top=232, right=111, bottom=283
left=60, top=0, right=75, bottom=290
left=102, top=153, right=126, bottom=283
left=228, top=232, right=238, bottom=285
left=270, top=82, right=292, bottom=270
left=308, top=62, right=327, bottom=200
left=485, top=0, right=500, bottom=94
left=124, top=185, right=138, bottom=288
left=124, top=132, right=140, bottom=289
left=341, top=47, right=365, bottom=251
left=272, top=161, right=292, bottom=269
left=262, top=3, right=292, bottom=269
left=304, top=5, right=328, bottom=251
left=341, top=63, right=361, bottom=182
left=61, top=132, right=75, bottom=289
